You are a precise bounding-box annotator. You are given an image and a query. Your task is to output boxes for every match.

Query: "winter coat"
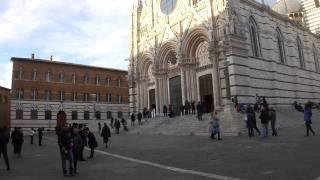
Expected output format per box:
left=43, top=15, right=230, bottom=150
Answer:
left=259, top=110, right=269, bottom=124
left=87, top=132, right=98, bottom=149
left=137, top=113, right=142, bottom=120
left=304, top=108, right=312, bottom=123
left=0, top=128, right=10, bottom=147
left=247, top=112, right=255, bottom=128
left=72, top=133, right=82, bottom=152
left=131, top=114, right=136, bottom=122
left=101, top=126, right=111, bottom=139
left=11, top=130, right=23, bottom=145
left=269, top=110, right=276, bottom=125
left=58, top=129, right=72, bottom=150
left=114, top=120, right=121, bottom=129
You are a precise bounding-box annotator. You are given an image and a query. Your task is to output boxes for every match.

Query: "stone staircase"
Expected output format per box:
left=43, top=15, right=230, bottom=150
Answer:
left=125, top=108, right=320, bottom=137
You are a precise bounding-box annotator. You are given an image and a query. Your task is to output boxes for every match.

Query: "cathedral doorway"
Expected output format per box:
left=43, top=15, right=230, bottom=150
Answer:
left=199, top=74, right=214, bottom=113
left=149, top=89, right=156, bottom=109
left=57, top=111, right=67, bottom=126
left=169, top=76, right=182, bottom=115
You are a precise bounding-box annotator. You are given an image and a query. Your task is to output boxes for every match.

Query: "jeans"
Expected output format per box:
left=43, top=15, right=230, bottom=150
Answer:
left=59, top=146, right=73, bottom=175
left=262, top=123, right=269, bottom=137
left=0, top=145, right=10, bottom=169
left=305, top=122, right=315, bottom=136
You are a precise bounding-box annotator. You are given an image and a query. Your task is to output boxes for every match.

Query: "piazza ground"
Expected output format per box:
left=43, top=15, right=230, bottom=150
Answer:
left=1, top=116, right=320, bottom=180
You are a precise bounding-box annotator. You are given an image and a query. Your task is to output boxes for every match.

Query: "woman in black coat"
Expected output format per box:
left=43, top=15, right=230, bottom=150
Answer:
left=87, top=129, right=98, bottom=158
left=11, top=127, right=24, bottom=157
left=100, top=124, right=111, bottom=148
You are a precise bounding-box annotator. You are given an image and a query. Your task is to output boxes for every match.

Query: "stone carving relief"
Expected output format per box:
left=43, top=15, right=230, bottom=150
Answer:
left=196, top=41, right=210, bottom=67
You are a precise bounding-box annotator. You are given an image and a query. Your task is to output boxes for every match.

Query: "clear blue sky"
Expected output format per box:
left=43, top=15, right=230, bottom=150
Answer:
left=0, top=0, right=277, bottom=89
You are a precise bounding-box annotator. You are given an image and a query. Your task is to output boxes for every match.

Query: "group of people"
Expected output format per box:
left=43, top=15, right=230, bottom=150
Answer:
left=56, top=123, right=98, bottom=177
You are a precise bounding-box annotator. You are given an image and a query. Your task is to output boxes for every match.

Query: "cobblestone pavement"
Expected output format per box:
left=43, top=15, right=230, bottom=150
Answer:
left=0, top=115, right=320, bottom=180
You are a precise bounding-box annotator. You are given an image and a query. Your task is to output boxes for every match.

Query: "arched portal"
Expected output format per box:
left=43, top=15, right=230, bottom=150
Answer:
left=57, top=111, right=67, bottom=126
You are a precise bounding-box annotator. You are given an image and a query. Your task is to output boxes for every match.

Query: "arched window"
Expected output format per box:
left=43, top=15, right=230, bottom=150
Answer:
left=84, top=111, right=90, bottom=120
left=249, top=17, right=261, bottom=57
left=95, top=111, right=101, bottom=120
left=72, top=111, right=78, bottom=120
left=117, top=111, right=123, bottom=118
left=107, top=111, right=112, bottom=119
left=84, top=73, right=89, bottom=84
left=276, top=28, right=286, bottom=64
left=16, top=109, right=23, bottom=120
left=45, top=110, right=52, bottom=120
left=17, top=67, right=23, bottom=80
left=297, top=37, right=305, bottom=68
left=313, top=44, right=319, bottom=72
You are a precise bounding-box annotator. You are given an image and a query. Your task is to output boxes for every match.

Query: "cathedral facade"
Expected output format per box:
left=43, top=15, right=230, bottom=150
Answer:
left=129, top=0, right=320, bottom=134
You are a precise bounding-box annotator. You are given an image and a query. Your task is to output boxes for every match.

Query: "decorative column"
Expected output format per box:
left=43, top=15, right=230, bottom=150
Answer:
left=208, top=42, right=222, bottom=109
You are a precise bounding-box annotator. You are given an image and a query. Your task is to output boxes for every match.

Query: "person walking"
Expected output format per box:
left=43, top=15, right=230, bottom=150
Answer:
left=259, top=105, right=270, bottom=137
left=121, top=118, right=128, bottom=131
left=58, top=124, right=74, bottom=176
left=114, top=119, right=121, bottom=134
left=131, top=113, right=136, bottom=126
left=180, top=105, right=185, bottom=116
left=185, top=100, right=190, bottom=115
left=209, top=112, right=221, bottom=140
left=98, top=122, right=101, bottom=132
left=0, top=126, right=10, bottom=171
left=304, top=103, right=315, bottom=137
left=137, top=112, right=143, bottom=125
left=110, top=117, right=114, bottom=129
left=11, top=127, right=23, bottom=157
left=30, top=128, right=35, bottom=145
left=246, top=107, right=255, bottom=137
left=269, top=108, right=278, bottom=136
left=101, top=123, right=111, bottom=148
left=87, top=128, right=98, bottom=158
left=71, top=127, right=82, bottom=175
left=191, top=101, right=195, bottom=115
left=38, top=127, right=44, bottom=146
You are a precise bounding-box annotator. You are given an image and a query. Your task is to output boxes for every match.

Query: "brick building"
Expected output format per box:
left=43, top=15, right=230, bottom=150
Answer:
left=11, top=56, right=129, bottom=130
left=0, top=86, right=11, bottom=127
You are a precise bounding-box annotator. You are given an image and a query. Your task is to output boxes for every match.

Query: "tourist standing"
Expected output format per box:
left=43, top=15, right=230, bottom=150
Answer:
left=246, top=107, right=255, bottom=137
left=259, top=106, right=269, bottom=137
left=110, top=117, right=114, bottom=129
left=304, top=103, right=315, bottom=137
left=11, top=127, right=23, bottom=157
left=58, top=124, right=74, bottom=176
left=0, top=126, right=10, bottom=171
left=137, top=112, right=143, bottom=125
left=98, top=122, right=101, bottom=132
left=121, top=118, right=128, bottom=131
left=38, top=127, right=44, bottom=146
left=131, top=113, right=136, bottom=126
left=87, top=128, right=98, bottom=158
left=114, top=119, right=121, bottom=134
left=30, top=128, right=35, bottom=145
left=269, top=108, right=278, bottom=136
left=197, top=102, right=203, bottom=121
left=71, top=127, right=82, bottom=175
left=101, top=123, right=111, bottom=148
left=180, top=105, right=185, bottom=116
left=185, top=100, right=190, bottom=115
left=163, top=105, right=168, bottom=117
left=209, top=112, right=221, bottom=140
left=191, top=101, right=195, bottom=114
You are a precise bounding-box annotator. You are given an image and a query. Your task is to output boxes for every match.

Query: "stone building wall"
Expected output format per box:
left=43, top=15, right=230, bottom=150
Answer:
left=0, top=86, right=10, bottom=127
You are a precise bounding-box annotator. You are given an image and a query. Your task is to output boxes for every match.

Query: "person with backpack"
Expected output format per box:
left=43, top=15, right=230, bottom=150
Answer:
left=101, top=123, right=111, bottom=148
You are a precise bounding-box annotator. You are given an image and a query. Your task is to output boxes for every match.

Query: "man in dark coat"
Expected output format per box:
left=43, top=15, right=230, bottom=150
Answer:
left=137, top=112, right=143, bottom=125
left=58, top=124, right=74, bottom=176
left=185, top=100, right=190, bottom=115
left=114, top=119, right=121, bottom=134
left=38, top=127, right=44, bottom=146
left=87, top=128, right=98, bottom=158
left=259, top=105, right=270, bottom=137
left=163, top=105, right=168, bottom=117
left=11, top=127, right=23, bottom=157
left=191, top=101, right=195, bottom=114
left=101, top=123, right=111, bottom=148
left=0, top=127, right=10, bottom=171
left=121, top=118, right=128, bottom=131
left=131, top=113, right=136, bottom=126
left=78, top=125, right=88, bottom=161
left=71, top=127, right=82, bottom=175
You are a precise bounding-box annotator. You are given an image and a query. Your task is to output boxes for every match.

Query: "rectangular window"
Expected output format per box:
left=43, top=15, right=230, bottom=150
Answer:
left=59, top=73, right=64, bottom=83
left=32, top=89, right=38, bottom=100
left=60, top=91, right=65, bottom=101
left=96, top=76, right=100, bottom=85
left=17, top=89, right=24, bottom=100
left=45, top=90, right=52, bottom=101
left=118, top=95, right=122, bottom=104
left=107, top=78, right=111, bottom=86
left=46, top=72, right=51, bottom=82
left=32, top=70, right=37, bottom=81
left=118, top=79, right=121, bottom=87
left=72, top=92, right=77, bottom=102
left=96, top=93, right=100, bottom=102
left=72, top=73, right=76, bottom=84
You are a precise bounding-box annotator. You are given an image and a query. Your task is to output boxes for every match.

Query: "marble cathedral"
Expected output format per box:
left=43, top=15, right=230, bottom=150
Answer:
left=129, top=0, right=320, bottom=135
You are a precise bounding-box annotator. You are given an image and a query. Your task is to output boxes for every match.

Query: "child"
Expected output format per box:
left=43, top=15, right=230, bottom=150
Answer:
left=209, top=112, right=222, bottom=140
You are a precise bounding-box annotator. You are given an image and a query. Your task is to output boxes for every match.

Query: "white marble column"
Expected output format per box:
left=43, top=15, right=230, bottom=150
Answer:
left=209, top=43, right=222, bottom=109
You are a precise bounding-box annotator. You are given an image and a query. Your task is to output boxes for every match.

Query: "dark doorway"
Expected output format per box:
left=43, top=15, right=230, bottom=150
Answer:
left=149, top=89, right=155, bottom=109
left=57, top=111, right=67, bottom=126
left=169, top=76, right=182, bottom=115
left=199, top=74, right=214, bottom=113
